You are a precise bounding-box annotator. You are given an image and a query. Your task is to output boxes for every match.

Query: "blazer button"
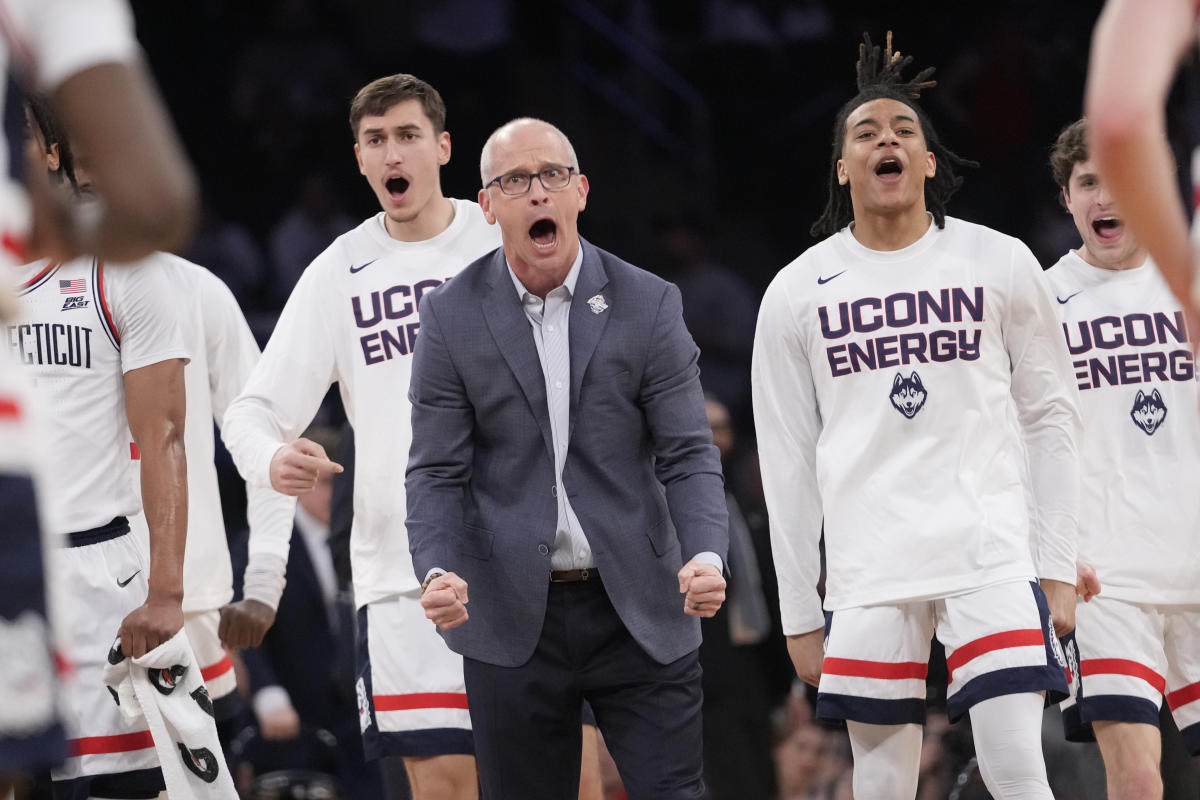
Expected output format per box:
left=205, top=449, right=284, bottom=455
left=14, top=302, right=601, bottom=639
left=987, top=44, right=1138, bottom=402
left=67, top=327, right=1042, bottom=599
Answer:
left=551, top=485, right=557, bottom=497
left=538, top=544, right=549, bottom=556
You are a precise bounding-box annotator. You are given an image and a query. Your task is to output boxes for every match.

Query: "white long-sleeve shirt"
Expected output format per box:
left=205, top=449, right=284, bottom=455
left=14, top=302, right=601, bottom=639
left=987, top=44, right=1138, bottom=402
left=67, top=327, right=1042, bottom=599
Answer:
left=1045, top=251, right=1200, bottom=604
left=127, top=255, right=295, bottom=613
left=223, top=202, right=500, bottom=608
left=752, top=217, right=1082, bottom=636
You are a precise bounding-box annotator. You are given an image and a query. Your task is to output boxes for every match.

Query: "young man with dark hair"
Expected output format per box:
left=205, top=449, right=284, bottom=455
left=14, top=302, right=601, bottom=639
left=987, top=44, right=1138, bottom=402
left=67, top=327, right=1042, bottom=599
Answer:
left=752, top=33, right=1082, bottom=799
left=1046, top=117, right=1200, bottom=800
left=221, top=73, right=500, bottom=800
left=17, top=97, right=233, bottom=799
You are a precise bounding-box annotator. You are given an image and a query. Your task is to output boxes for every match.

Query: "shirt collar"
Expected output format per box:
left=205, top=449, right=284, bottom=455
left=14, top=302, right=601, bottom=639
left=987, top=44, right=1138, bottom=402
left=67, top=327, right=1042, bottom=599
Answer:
left=507, top=244, right=584, bottom=305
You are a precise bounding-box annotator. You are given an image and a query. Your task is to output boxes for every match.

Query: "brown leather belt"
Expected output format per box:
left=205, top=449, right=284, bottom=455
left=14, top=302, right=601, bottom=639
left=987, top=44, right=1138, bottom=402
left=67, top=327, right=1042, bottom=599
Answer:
left=549, top=567, right=600, bottom=584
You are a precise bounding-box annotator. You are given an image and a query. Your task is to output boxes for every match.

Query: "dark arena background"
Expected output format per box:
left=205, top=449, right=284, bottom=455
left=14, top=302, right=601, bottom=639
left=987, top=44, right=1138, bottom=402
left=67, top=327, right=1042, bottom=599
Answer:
left=87, top=1, right=1200, bottom=798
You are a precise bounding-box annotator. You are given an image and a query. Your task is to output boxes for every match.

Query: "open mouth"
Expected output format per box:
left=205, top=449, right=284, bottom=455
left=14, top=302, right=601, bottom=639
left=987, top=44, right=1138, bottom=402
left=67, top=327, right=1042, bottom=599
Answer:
left=530, top=218, right=557, bottom=249
left=875, top=158, right=903, bottom=177
left=1092, top=216, right=1122, bottom=242
left=386, top=176, right=410, bottom=197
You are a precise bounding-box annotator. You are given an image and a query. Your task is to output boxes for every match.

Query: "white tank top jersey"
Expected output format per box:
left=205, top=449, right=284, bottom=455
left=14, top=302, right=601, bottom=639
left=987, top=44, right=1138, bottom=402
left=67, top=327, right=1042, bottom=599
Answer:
left=223, top=199, right=501, bottom=608
left=0, top=0, right=139, bottom=476
left=1045, top=251, right=1200, bottom=605
left=8, top=255, right=188, bottom=537
left=126, top=255, right=295, bottom=613
left=753, top=217, right=1083, bottom=636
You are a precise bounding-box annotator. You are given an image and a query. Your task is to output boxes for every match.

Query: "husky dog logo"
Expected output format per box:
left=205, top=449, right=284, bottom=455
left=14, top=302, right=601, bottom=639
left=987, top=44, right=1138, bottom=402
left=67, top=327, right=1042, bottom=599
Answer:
left=889, top=371, right=928, bottom=419
left=177, top=743, right=220, bottom=783
left=148, top=664, right=187, bottom=696
left=1130, top=389, right=1167, bottom=435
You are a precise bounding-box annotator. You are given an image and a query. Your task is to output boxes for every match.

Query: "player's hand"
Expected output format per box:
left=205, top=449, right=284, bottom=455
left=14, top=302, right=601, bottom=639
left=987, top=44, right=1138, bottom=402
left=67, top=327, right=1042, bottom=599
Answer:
left=218, top=599, right=277, bottom=649
left=421, top=572, right=469, bottom=630
left=1040, top=578, right=1077, bottom=636
left=1075, top=561, right=1101, bottom=602
left=678, top=560, right=726, bottom=618
left=119, top=595, right=184, bottom=658
left=786, top=628, right=825, bottom=688
left=269, top=438, right=343, bottom=496
left=257, top=703, right=301, bottom=741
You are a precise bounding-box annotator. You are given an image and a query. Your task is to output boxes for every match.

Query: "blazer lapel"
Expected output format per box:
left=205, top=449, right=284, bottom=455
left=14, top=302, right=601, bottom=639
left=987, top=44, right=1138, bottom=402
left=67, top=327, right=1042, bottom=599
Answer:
left=480, top=252, right=554, bottom=461
left=568, top=240, right=611, bottom=439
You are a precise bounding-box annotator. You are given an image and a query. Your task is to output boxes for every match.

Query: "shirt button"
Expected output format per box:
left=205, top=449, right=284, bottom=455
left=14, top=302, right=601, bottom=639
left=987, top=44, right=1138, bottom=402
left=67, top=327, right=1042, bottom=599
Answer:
left=578, top=549, right=587, bottom=558
left=538, top=544, right=549, bottom=556
left=554, top=381, right=563, bottom=389
left=547, top=324, right=555, bottom=332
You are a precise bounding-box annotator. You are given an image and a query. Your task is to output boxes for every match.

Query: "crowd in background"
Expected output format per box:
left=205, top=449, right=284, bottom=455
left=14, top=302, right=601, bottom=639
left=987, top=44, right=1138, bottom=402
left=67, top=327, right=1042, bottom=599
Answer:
left=101, top=1, right=1200, bottom=797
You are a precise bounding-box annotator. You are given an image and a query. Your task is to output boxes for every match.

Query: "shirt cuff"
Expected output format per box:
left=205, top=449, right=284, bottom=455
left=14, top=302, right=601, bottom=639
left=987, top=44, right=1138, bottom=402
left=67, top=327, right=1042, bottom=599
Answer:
left=692, top=551, right=723, bottom=573
left=252, top=685, right=292, bottom=718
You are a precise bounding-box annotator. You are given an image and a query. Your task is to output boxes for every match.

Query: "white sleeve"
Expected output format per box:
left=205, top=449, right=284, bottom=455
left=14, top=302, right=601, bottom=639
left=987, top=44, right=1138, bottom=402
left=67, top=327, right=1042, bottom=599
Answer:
left=751, top=277, right=826, bottom=635
left=222, top=263, right=337, bottom=490
left=1005, top=244, right=1082, bottom=585
left=106, top=259, right=189, bottom=372
left=197, top=268, right=297, bottom=570
left=21, top=0, right=140, bottom=90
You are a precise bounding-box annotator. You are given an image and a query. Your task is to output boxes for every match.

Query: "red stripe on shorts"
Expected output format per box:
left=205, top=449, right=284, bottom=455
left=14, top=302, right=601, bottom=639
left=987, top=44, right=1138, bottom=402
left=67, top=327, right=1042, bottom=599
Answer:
left=374, top=692, right=470, bottom=712
left=0, top=397, right=19, bottom=420
left=201, top=655, right=233, bottom=682
left=946, top=629, right=1044, bottom=683
left=1166, top=681, right=1200, bottom=710
left=70, top=730, right=154, bottom=756
left=1081, top=659, right=1166, bottom=693
left=822, top=657, right=927, bottom=680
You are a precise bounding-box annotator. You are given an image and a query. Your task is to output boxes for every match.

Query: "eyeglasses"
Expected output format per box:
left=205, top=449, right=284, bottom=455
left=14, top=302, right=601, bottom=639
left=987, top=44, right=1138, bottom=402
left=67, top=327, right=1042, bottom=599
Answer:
left=486, top=165, right=576, bottom=196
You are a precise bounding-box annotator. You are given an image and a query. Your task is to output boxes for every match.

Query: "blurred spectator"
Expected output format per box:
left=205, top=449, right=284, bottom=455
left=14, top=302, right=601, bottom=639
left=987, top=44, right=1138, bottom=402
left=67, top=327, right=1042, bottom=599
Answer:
left=656, top=220, right=759, bottom=429
left=267, top=169, right=356, bottom=307
left=699, top=396, right=790, bottom=799
left=183, top=195, right=268, bottom=308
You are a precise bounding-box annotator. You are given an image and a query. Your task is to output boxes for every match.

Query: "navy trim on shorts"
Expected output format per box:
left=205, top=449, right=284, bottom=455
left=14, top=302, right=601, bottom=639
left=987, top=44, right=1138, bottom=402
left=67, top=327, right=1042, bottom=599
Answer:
left=1079, top=694, right=1161, bottom=728
left=52, top=767, right=165, bottom=800
left=66, top=516, right=130, bottom=548
left=1180, top=721, right=1200, bottom=756
left=815, top=692, right=926, bottom=726
left=946, top=664, right=1071, bottom=722
left=0, top=722, right=67, bottom=772
left=1062, top=701, right=1096, bottom=743
left=366, top=728, right=475, bottom=760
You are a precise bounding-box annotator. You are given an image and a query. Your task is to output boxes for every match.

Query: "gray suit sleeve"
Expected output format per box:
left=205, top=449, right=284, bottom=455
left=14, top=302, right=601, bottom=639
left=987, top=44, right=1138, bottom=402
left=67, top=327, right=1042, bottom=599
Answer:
left=641, top=282, right=729, bottom=565
left=406, top=293, right=474, bottom=578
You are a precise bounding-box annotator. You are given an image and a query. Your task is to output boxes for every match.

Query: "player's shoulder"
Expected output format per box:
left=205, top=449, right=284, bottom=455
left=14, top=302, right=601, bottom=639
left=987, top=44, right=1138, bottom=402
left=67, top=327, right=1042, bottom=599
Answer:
left=763, top=235, right=837, bottom=301
left=305, top=214, right=389, bottom=275
left=940, top=216, right=1034, bottom=260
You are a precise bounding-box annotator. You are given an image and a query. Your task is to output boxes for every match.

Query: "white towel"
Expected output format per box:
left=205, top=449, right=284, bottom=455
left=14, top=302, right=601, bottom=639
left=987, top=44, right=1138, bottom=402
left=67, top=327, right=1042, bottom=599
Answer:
left=103, top=629, right=237, bottom=799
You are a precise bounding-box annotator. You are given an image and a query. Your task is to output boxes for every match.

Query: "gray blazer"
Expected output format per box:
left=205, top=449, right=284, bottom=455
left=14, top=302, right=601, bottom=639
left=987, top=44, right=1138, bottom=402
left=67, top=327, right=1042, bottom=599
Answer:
left=406, top=238, right=729, bottom=667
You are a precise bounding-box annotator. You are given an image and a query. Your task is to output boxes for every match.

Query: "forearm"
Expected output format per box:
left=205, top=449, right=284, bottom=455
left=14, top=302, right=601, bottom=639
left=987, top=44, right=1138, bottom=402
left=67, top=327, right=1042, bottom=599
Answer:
left=54, top=63, right=196, bottom=258
left=242, top=483, right=295, bottom=611
left=139, top=427, right=187, bottom=601
left=1086, top=0, right=1196, bottom=309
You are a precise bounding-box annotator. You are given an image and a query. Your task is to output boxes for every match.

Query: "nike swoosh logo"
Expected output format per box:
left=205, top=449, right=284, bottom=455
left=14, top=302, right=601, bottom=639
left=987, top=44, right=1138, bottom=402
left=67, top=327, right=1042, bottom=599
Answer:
left=1057, top=291, right=1082, bottom=304
left=116, top=570, right=141, bottom=588
left=350, top=259, right=378, bottom=274
left=817, top=270, right=847, bottom=285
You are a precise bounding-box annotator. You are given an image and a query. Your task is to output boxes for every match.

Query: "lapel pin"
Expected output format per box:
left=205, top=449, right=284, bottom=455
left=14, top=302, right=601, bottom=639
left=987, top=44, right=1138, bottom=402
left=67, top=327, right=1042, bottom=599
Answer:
left=586, top=294, right=608, bottom=314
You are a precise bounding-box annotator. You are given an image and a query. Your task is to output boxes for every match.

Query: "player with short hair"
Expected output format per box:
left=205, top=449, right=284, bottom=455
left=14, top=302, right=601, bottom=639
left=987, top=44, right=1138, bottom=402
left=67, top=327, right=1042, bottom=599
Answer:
left=221, top=73, right=500, bottom=800
left=751, top=33, right=1082, bottom=799
left=1046, top=117, right=1200, bottom=800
